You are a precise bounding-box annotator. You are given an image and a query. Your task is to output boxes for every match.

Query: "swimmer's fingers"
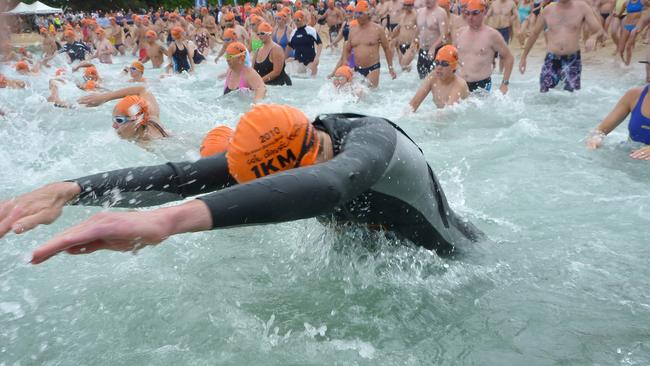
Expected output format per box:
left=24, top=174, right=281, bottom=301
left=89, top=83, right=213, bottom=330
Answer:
left=629, top=147, right=650, bottom=159
left=0, top=200, right=23, bottom=239
left=12, top=207, right=63, bottom=234
left=31, top=219, right=115, bottom=264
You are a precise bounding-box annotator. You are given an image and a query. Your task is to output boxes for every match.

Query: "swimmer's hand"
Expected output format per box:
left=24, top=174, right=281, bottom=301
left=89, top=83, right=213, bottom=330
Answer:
left=0, top=182, right=80, bottom=239
left=629, top=145, right=650, bottom=160
left=518, top=58, right=527, bottom=74
left=77, top=93, right=107, bottom=107
left=585, top=129, right=605, bottom=149
left=30, top=200, right=212, bottom=264
left=585, top=37, right=597, bottom=52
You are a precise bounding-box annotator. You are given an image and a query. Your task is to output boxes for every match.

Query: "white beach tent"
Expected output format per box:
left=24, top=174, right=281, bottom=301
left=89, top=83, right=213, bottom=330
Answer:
left=6, top=1, right=63, bottom=15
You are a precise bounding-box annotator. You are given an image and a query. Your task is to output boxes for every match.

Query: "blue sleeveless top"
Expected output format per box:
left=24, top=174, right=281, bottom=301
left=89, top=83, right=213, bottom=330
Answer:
left=629, top=85, right=650, bottom=144
left=627, top=0, right=643, bottom=13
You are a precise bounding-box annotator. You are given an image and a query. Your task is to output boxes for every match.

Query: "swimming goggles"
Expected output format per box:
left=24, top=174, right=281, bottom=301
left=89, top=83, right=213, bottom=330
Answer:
left=353, top=11, right=367, bottom=17
left=113, top=115, right=133, bottom=124
left=434, top=60, right=451, bottom=67
left=223, top=37, right=232, bottom=42
left=129, top=67, right=139, bottom=72
left=333, top=75, right=348, bottom=82
left=225, top=51, right=245, bottom=59
left=463, top=9, right=482, bottom=15
left=257, top=31, right=271, bottom=37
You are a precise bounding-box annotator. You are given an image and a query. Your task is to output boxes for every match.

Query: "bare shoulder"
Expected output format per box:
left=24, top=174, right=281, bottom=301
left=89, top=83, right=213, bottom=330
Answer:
left=624, top=86, right=645, bottom=104
left=455, top=75, right=470, bottom=92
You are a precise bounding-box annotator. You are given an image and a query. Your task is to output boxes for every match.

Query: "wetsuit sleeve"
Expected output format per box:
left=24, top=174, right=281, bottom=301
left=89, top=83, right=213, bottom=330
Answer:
left=69, top=154, right=236, bottom=207
left=197, top=119, right=397, bottom=228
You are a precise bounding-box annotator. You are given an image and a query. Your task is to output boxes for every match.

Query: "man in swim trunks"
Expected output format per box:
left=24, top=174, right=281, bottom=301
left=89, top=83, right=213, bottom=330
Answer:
left=486, top=0, right=517, bottom=46
left=93, top=28, right=115, bottom=64
left=141, top=30, right=167, bottom=68
left=409, top=45, right=470, bottom=110
left=391, top=0, right=419, bottom=71
left=519, top=0, right=604, bottom=92
left=323, top=0, right=345, bottom=47
left=109, top=17, right=126, bottom=55
left=416, top=0, right=449, bottom=79
left=223, top=12, right=251, bottom=49
left=333, top=1, right=397, bottom=87
left=388, top=0, right=404, bottom=31
left=0, top=104, right=483, bottom=265
left=455, top=0, right=514, bottom=93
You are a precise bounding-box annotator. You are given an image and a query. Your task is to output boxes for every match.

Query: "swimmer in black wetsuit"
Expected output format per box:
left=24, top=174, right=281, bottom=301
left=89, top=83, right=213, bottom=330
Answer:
left=0, top=104, right=483, bottom=265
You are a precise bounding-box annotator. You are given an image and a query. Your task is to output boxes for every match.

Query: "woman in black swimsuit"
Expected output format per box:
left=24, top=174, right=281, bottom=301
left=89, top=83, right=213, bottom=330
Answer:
left=253, top=22, right=292, bottom=86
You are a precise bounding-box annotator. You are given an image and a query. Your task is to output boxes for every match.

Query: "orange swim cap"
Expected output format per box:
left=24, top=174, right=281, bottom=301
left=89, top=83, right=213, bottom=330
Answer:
left=251, top=7, right=262, bottom=15
left=250, top=14, right=262, bottom=24
left=171, top=26, right=184, bottom=39
left=64, top=29, right=75, bottom=38
left=200, top=125, right=235, bottom=157
left=258, top=22, right=273, bottom=33
left=185, top=15, right=193, bottom=21
left=145, top=30, right=157, bottom=38
left=350, top=19, right=359, bottom=26
left=403, top=0, right=415, bottom=5
left=0, top=74, right=7, bottom=88
left=83, top=80, right=96, bottom=90
left=227, top=104, right=320, bottom=183
left=296, top=0, right=303, bottom=7
left=223, top=28, right=237, bottom=39
left=466, top=0, right=486, bottom=11
left=224, top=12, right=235, bottom=21
left=438, top=0, right=450, bottom=7
left=39, top=27, right=47, bottom=34
left=113, top=95, right=149, bottom=125
left=15, top=61, right=29, bottom=72
left=346, top=4, right=355, bottom=11
left=84, top=66, right=99, bottom=79
left=355, top=1, right=369, bottom=13
left=334, top=65, right=353, bottom=81
left=294, top=10, right=306, bottom=20
left=55, top=68, right=66, bottom=76
left=226, top=41, right=247, bottom=59
left=131, top=61, right=145, bottom=73
left=435, top=44, right=459, bottom=70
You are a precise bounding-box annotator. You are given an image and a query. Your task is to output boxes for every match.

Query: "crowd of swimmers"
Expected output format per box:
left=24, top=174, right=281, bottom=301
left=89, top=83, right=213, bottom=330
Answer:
left=0, top=0, right=649, bottom=158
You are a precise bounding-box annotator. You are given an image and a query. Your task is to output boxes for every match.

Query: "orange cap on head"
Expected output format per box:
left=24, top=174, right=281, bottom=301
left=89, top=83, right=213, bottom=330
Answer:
left=145, top=29, right=157, bottom=38
left=113, top=95, right=149, bottom=125
left=225, top=41, right=247, bottom=59
left=466, top=0, right=486, bottom=11
left=350, top=19, right=359, bottom=26
left=224, top=12, right=235, bottom=21
left=131, top=60, right=145, bottom=73
left=294, top=10, right=305, bottom=20
left=251, top=7, right=262, bottom=15
left=438, top=0, right=450, bottom=7
left=83, top=80, right=96, bottom=90
left=296, top=0, right=303, bottom=7
left=171, top=26, right=184, bottom=39
left=55, top=67, right=66, bottom=76
left=223, top=28, right=237, bottom=39
left=0, top=74, right=7, bottom=88
left=15, top=61, right=29, bottom=72
left=355, top=1, right=369, bottom=13
left=200, top=125, right=235, bottom=157
left=250, top=14, right=262, bottom=24
left=403, top=0, right=415, bottom=5
left=334, top=65, right=353, bottom=81
left=64, top=29, right=75, bottom=38
left=434, top=44, right=459, bottom=70
left=346, top=4, right=355, bottom=11
left=84, top=66, right=99, bottom=79
left=258, top=22, right=273, bottom=33
left=39, top=27, right=47, bottom=34
left=226, top=104, right=320, bottom=183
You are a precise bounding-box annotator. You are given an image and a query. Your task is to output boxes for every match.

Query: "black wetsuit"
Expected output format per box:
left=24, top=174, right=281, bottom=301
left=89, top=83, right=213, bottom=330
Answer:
left=68, top=114, right=483, bottom=255
left=288, top=25, right=322, bottom=66
left=59, top=41, right=91, bottom=62
left=253, top=52, right=292, bottom=86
